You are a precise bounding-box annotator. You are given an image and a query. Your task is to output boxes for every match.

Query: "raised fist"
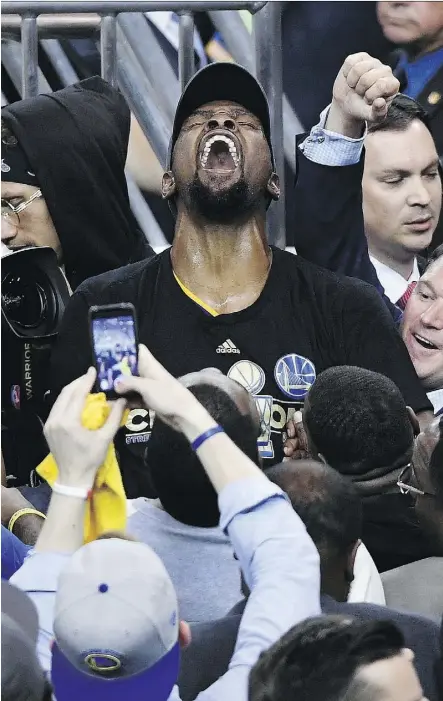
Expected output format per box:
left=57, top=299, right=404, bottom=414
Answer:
left=327, top=52, right=400, bottom=136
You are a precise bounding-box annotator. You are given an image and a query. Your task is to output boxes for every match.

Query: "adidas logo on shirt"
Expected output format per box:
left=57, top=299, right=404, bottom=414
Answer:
left=216, top=339, right=240, bottom=354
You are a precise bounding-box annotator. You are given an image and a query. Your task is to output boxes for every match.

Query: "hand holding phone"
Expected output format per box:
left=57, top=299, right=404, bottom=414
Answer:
left=89, top=303, right=139, bottom=400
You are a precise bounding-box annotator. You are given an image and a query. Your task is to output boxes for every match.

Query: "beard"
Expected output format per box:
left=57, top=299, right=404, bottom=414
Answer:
left=186, top=173, right=261, bottom=224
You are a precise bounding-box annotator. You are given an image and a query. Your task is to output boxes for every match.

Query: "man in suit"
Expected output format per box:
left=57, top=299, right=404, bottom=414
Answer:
left=377, top=1, right=443, bottom=247
left=377, top=2, right=443, bottom=158
left=363, top=95, right=441, bottom=305
left=292, top=89, right=442, bottom=309
left=178, top=459, right=441, bottom=701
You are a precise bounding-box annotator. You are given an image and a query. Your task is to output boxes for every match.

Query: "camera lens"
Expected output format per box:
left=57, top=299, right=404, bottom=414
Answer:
left=2, top=270, right=48, bottom=328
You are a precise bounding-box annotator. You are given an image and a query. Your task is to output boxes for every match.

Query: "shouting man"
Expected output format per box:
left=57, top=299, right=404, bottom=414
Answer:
left=50, top=57, right=432, bottom=497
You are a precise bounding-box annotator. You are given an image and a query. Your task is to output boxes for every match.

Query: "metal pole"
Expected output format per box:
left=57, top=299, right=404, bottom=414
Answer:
left=1, top=14, right=100, bottom=39
left=253, top=1, right=285, bottom=248
left=20, top=14, right=39, bottom=97
left=2, top=39, right=51, bottom=96
left=208, top=10, right=254, bottom=72
left=40, top=38, right=80, bottom=85
left=178, top=12, right=195, bottom=91
left=126, top=172, right=168, bottom=248
left=117, top=13, right=178, bottom=124
left=100, top=13, right=117, bottom=86
left=117, top=30, right=170, bottom=168
left=3, top=2, right=268, bottom=15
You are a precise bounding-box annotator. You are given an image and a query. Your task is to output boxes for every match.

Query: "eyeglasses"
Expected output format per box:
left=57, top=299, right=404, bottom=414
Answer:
left=1, top=190, right=43, bottom=230
left=397, top=462, right=434, bottom=498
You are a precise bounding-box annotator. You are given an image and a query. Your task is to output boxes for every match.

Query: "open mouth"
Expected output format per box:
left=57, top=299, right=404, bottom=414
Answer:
left=200, top=134, right=240, bottom=172
left=412, top=333, right=438, bottom=350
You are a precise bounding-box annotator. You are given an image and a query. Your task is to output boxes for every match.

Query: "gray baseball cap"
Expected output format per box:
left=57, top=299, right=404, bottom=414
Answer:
left=50, top=537, right=180, bottom=701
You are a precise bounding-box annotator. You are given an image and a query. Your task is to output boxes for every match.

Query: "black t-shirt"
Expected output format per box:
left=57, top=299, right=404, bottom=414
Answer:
left=50, top=247, right=431, bottom=498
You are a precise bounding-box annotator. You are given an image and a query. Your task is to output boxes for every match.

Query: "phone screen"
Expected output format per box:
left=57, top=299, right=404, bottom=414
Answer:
left=92, top=314, right=138, bottom=393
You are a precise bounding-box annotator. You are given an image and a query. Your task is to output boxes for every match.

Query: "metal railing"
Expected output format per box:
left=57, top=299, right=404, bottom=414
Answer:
left=1, top=0, right=287, bottom=246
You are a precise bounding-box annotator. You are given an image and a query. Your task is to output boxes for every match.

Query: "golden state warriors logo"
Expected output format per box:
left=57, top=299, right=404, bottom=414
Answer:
left=84, top=652, right=121, bottom=674
left=274, top=354, right=316, bottom=400
left=228, top=360, right=274, bottom=458
left=227, top=360, right=265, bottom=395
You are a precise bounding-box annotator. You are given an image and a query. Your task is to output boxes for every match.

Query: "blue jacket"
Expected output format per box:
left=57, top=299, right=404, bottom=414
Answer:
left=1, top=525, right=32, bottom=580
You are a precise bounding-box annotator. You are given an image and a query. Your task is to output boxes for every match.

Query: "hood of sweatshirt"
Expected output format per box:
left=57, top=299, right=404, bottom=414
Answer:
left=2, top=77, right=154, bottom=289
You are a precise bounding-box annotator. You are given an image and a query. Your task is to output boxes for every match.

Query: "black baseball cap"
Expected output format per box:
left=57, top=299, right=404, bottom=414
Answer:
left=167, top=62, right=274, bottom=169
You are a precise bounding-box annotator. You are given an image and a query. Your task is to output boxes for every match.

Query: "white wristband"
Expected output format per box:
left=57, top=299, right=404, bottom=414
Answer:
left=52, top=482, right=91, bottom=499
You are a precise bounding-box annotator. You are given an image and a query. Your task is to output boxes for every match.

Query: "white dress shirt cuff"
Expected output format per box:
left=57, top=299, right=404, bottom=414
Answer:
left=299, top=105, right=366, bottom=166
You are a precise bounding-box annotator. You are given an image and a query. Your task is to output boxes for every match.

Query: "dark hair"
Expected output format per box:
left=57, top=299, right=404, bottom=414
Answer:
left=425, top=244, right=443, bottom=272
left=249, top=615, right=405, bottom=701
left=266, top=461, right=362, bottom=561
left=147, top=383, right=260, bottom=527
left=367, top=93, right=430, bottom=135
left=429, top=418, right=443, bottom=508
left=304, top=366, right=414, bottom=477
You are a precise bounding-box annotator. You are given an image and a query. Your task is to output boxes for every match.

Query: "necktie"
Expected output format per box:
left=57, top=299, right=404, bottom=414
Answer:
left=397, top=281, right=417, bottom=311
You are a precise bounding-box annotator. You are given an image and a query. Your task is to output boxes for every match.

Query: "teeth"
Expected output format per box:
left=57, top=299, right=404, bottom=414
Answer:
left=414, top=334, right=437, bottom=349
left=200, top=135, right=239, bottom=168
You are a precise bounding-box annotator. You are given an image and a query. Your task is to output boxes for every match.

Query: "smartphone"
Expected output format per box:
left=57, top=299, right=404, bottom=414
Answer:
left=89, top=303, right=139, bottom=399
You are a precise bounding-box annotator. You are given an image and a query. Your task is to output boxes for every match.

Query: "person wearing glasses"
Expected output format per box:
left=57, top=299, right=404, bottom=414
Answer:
left=382, top=417, right=443, bottom=622
left=1, top=77, right=153, bottom=291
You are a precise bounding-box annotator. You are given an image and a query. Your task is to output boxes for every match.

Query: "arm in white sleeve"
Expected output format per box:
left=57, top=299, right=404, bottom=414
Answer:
left=10, top=551, right=71, bottom=672
left=299, top=105, right=366, bottom=166
left=197, top=477, right=320, bottom=701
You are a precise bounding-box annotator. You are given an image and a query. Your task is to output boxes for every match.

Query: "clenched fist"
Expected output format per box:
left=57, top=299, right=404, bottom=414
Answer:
left=326, top=52, right=400, bottom=137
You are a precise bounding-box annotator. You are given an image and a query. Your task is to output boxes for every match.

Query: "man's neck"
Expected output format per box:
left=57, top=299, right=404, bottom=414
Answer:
left=171, top=209, right=272, bottom=314
left=369, top=246, right=415, bottom=280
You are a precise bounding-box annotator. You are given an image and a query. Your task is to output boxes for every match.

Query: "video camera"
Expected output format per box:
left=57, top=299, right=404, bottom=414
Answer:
left=2, top=245, right=71, bottom=415
left=2, top=246, right=71, bottom=485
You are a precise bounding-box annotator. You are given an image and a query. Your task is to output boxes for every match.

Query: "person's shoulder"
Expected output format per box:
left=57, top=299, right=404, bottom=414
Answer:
left=324, top=596, right=439, bottom=636
left=127, top=498, right=167, bottom=523
left=74, top=251, right=166, bottom=301
left=274, top=248, right=383, bottom=303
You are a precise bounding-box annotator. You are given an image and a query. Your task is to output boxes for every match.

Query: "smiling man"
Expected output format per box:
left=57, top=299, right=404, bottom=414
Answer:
left=402, top=246, right=443, bottom=413
left=49, top=60, right=433, bottom=497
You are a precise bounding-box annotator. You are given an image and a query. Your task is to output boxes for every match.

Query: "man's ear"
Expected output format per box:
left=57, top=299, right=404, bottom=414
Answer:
left=406, top=406, right=420, bottom=438
left=267, top=172, right=280, bottom=201
left=179, top=620, right=192, bottom=649
left=162, top=171, right=176, bottom=200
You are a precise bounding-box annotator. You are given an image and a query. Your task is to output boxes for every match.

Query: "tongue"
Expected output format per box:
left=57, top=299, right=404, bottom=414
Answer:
left=206, top=142, right=235, bottom=171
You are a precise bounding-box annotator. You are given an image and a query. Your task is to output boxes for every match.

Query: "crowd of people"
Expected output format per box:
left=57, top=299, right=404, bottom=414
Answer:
left=1, top=2, right=443, bottom=699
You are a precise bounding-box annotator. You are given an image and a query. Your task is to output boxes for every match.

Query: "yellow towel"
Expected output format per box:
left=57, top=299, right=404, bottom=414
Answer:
left=37, top=393, right=129, bottom=544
